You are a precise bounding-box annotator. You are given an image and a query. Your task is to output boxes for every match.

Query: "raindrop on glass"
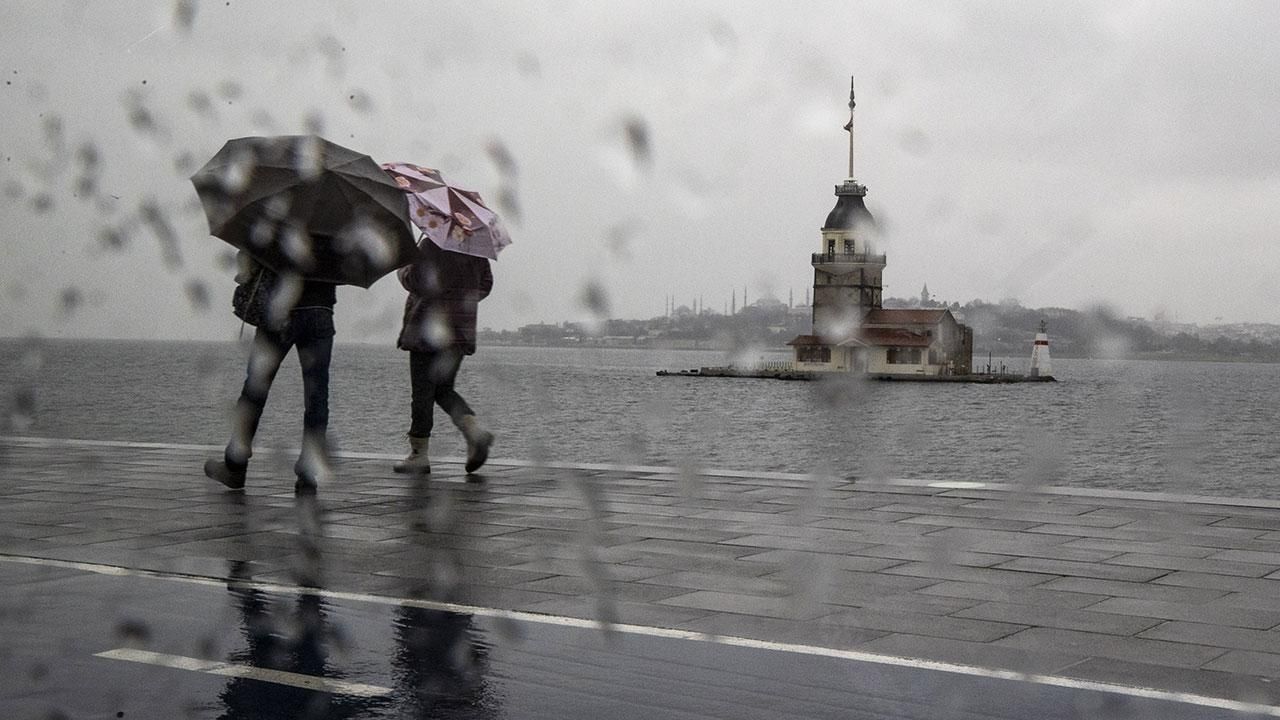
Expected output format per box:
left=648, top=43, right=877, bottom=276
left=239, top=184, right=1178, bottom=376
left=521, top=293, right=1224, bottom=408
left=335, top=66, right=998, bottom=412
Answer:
left=114, top=618, right=152, bottom=647
left=185, top=279, right=211, bottom=312
left=172, top=0, right=197, bottom=32
left=622, top=115, right=652, bottom=168
left=58, top=287, right=83, bottom=318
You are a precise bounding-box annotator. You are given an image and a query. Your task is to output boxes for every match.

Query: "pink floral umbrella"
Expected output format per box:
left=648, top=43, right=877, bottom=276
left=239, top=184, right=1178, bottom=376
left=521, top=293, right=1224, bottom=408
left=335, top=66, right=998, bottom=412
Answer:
left=380, top=162, right=512, bottom=260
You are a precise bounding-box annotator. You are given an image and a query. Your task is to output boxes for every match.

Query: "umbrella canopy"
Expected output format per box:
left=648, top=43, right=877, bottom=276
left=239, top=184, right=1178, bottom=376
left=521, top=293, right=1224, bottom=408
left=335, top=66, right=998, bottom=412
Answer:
left=380, top=162, right=512, bottom=260
left=191, top=135, right=417, bottom=288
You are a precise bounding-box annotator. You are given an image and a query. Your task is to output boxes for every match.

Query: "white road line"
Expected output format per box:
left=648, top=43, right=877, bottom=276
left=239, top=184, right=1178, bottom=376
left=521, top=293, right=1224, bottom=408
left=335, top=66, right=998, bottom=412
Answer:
left=5, top=553, right=1279, bottom=716
left=94, top=648, right=392, bottom=697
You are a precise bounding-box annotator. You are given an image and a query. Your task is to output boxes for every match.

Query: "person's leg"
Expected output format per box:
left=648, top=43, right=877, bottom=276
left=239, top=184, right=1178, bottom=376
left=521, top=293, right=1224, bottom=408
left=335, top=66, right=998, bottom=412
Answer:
left=408, top=350, right=442, bottom=438
left=395, top=350, right=437, bottom=473
left=429, top=350, right=472, bottom=426
left=294, top=312, right=335, bottom=489
left=206, top=328, right=288, bottom=488
left=230, top=329, right=290, bottom=461
left=431, top=350, right=493, bottom=474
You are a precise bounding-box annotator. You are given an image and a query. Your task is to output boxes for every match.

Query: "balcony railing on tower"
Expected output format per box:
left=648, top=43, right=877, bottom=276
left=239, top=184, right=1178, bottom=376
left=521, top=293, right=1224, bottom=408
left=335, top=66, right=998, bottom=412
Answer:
left=811, top=252, right=887, bottom=265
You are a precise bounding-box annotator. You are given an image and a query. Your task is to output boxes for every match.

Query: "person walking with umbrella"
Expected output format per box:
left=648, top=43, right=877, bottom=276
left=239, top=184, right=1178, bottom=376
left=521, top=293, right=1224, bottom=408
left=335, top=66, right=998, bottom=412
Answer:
left=192, top=136, right=417, bottom=491
left=382, top=163, right=509, bottom=476
left=203, top=262, right=339, bottom=491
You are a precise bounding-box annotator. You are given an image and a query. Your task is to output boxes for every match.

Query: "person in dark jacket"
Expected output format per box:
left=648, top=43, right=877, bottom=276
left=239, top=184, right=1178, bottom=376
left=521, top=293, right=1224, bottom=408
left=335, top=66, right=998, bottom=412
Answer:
left=204, top=253, right=338, bottom=492
left=393, top=240, right=494, bottom=475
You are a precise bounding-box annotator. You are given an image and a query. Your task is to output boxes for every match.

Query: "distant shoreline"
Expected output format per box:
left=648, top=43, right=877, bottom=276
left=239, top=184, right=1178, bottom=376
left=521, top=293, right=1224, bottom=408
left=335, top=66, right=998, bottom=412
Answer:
left=3, top=337, right=1277, bottom=364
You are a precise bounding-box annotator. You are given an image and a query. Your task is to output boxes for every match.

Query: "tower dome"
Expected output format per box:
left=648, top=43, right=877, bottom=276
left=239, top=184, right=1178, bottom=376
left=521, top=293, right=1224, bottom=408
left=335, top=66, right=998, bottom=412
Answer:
left=823, top=181, right=876, bottom=231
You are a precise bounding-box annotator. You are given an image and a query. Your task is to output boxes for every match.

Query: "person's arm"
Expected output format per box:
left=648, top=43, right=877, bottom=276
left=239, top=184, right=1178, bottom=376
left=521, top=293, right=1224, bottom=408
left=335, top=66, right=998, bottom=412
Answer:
left=476, top=260, right=494, bottom=301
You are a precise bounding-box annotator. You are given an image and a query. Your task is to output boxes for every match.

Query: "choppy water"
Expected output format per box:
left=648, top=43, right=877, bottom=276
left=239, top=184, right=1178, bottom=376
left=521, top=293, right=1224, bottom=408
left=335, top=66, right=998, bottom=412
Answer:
left=3, top=338, right=1279, bottom=499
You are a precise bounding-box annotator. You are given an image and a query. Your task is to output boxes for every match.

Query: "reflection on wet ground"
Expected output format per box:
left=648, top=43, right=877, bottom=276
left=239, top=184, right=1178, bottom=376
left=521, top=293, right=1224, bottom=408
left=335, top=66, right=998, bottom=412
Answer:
left=5, top=438, right=1280, bottom=718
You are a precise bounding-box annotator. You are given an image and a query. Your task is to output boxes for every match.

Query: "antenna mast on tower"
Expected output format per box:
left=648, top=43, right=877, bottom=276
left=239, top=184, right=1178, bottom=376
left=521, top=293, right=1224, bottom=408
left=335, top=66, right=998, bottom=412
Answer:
left=844, top=76, right=856, bottom=180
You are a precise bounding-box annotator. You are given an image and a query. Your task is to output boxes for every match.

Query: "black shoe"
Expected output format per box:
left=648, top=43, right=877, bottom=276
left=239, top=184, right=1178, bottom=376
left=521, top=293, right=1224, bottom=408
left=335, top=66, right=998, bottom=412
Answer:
left=204, top=457, right=246, bottom=489
left=465, top=431, right=494, bottom=474
left=294, top=476, right=317, bottom=495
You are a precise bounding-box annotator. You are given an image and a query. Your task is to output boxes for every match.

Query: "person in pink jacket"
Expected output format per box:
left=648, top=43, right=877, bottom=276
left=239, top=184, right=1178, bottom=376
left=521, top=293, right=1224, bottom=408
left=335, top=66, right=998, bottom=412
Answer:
left=393, top=240, right=494, bottom=475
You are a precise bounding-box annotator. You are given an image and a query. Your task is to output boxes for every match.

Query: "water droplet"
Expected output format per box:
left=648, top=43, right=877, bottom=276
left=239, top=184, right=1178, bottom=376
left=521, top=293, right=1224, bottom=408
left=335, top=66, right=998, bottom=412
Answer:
left=123, top=92, right=161, bottom=136
left=172, top=0, right=197, bottom=32
left=622, top=115, right=652, bottom=168
left=8, top=387, right=36, bottom=432
left=291, top=135, right=323, bottom=180
left=493, top=185, right=521, bottom=224
left=115, top=618, right=151, bottom=647
left=347, top=90, right=372, bottom=113
left=303, top=111, right=325, bottom=135
left=59, top=287, right=83, bottom=318
left=186, top=90, right=215, bottom=118
left=185, top=279, right=210, bottom=312
left=578, top=281, right=610, bottom=320
left=139, top=200, right=183, bottom=269
left=485, top=140, right=518, bottom=178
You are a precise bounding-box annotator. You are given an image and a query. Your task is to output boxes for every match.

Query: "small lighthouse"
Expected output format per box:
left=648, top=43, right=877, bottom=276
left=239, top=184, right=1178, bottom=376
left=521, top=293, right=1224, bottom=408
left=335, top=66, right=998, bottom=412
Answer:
left=1029, top=320, right=1052, bottom=378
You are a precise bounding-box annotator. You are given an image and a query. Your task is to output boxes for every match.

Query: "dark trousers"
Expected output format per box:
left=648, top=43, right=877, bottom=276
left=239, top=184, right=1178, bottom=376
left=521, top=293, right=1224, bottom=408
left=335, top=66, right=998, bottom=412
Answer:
left=408, top=349, right=473, bottom=438
left=227, top=309, right=334, bottom=467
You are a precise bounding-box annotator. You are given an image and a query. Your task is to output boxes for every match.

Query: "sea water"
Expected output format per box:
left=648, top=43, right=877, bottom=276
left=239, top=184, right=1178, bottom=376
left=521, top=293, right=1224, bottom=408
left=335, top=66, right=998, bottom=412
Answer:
left=3, top=338, right=1278, bottom=499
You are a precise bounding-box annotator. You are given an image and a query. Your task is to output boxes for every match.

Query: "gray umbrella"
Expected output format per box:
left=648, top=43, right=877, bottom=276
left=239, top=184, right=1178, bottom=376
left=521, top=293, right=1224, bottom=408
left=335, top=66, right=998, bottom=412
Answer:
left=191, top=135, right=416, bottom=288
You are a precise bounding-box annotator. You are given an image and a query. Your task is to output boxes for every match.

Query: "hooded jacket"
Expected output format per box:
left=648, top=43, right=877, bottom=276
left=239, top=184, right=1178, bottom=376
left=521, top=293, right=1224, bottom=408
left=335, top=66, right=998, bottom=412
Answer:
left=396, top=241, right=493, bottom=355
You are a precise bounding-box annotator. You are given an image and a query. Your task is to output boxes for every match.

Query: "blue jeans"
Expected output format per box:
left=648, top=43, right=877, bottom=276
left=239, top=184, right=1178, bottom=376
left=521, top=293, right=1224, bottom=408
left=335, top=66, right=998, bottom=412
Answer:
left=227, top=308, right=335, bottom=467
left=408, top=349, right=473, bottom=438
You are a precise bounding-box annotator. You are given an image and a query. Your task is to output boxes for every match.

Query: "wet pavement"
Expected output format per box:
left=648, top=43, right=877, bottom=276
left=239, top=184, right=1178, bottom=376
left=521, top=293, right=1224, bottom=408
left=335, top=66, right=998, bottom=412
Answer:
left=4, top=436, right=1280, bottom=718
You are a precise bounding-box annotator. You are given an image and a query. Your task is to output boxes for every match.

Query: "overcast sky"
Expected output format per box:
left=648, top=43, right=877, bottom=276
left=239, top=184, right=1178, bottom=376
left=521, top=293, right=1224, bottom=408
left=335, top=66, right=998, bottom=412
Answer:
left=3, top=0, right=1279, bottom=341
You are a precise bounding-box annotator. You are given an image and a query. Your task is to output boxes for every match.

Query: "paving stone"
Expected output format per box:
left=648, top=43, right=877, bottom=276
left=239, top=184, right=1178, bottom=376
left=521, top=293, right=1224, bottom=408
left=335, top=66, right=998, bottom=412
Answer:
left=1059, top=537, right=1219, bottom=559
left=735, top=549, right=902, bottom=573
left=915, top=580, right=1106, bottom=609
left=1156, top=571, right=1280, bottom=595
left=1209, top=548, right=1280, bottom=565
left=1038, top=576, right=1229, bottom=604
left=994, top=557, right=1170, bottom=583
left=1138, top=620, right=1280, bottom=653
left=1103, top=552, right=1279, bottom=578
left=881, top=561, right=1060, bottom=587
left=635, top=570, right=793, bottom=596
left=953, top=600, right=1162, bottom=636
left=851, top=544, right=1014, bottom=568
left=1087, top=597, right=1280, bottom=630
left=994, top=627, right=1227, bottom=669
left=658, top=590, right=830, bottom=621
left=848, top=591, right=983, bottom=617
left=1208, top=592, right=1280, bottom=613
left=818, top=606, right=1027, bottom=643
left=1202, top=650, right=1280, bottom=678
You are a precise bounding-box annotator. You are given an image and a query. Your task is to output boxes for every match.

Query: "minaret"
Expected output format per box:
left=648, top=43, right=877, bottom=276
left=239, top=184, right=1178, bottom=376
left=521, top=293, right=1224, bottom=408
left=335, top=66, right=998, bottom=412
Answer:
left=811, top=75, right=884, bottom=342
left=1029, top=320, right=1052, bottom=378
